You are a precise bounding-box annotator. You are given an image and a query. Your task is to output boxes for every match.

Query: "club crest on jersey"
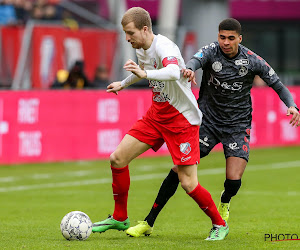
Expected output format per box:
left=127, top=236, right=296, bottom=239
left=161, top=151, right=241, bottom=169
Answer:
left=180, top=142, right=191, bottom=155
left=150, top=58, right=157, bottom=68
left=235, top=59, right=249, bottom=66
left=238, top=66, right=248, bottom=76
left=212, top=61, right=222, bottom=72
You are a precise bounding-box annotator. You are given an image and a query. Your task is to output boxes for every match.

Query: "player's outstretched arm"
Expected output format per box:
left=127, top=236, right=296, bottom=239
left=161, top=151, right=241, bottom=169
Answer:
left=107, top=81, right=123, bottom=95
left=286, top=107, right=300, bottom=127
left=182, top=68, right=197, bottom=85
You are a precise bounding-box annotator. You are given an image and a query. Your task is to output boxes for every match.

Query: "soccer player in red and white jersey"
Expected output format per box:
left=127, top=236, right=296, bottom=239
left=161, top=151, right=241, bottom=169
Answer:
left=92, top=7, right=229, bottom=241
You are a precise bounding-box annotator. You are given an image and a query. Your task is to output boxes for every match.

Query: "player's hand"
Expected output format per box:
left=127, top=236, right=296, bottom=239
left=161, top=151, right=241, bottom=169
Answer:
left=182, top=68, right=197, bottom=85
left=123, top=59, right=147, bottom=78
left=107, top=81, right=123, bottom=95
left=286, top=107, right=300, bottom=127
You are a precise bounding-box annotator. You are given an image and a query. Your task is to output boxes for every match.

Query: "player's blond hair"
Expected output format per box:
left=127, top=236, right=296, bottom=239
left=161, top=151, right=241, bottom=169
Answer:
left=121, top=7, right=152, bottom=31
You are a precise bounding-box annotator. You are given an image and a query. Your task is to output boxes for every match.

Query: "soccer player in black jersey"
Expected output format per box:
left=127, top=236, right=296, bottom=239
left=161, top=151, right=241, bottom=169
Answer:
left=126, top=18, right=300, bottom=238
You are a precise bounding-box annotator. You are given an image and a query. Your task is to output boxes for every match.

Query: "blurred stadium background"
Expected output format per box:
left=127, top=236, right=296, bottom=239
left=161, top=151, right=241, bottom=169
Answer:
left=1, top=1, right=300, bottom=248
left=0, top=0, right=299, bottom=163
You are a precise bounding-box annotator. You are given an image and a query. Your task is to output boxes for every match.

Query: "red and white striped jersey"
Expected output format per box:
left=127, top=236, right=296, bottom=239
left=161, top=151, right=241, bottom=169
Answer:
left=136, top=34, right=202, bottom=126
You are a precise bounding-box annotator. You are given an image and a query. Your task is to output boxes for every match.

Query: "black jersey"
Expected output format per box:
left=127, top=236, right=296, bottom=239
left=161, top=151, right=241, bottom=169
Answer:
left=186, top=42, right=289, bottom=130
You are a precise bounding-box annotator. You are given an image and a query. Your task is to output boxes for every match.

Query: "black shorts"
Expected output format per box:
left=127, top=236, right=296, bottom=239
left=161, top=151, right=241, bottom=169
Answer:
left=199, top=122, right=251, bottom=162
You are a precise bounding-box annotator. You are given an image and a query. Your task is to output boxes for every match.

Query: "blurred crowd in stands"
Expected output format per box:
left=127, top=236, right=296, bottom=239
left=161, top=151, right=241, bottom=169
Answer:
left=51, top=61, right=110, bottom=89
left=0, top=0, right=78, bottom=29
left=0, top=0, right=267, bottom=89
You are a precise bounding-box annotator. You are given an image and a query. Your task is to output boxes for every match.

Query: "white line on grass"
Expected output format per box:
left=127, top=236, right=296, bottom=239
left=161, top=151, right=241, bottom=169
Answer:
left=0, top=170, right=95, bottom=183
left=0, top=160, right=299, bottom=193
left=241, top=191, right=300, bottom=196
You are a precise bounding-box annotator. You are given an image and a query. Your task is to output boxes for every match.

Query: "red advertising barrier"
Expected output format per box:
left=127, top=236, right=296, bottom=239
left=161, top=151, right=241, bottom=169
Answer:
left=0, top=26, right=118, bottom=89
left=0, top=88, right=299, bottom=165
left=0, top=27, right=24, bottom=85
left=31, top=27, right=118, bottom=89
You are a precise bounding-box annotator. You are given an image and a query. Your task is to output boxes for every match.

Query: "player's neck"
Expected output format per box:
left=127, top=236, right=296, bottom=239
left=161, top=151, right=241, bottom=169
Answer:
left=142, top=33, right=155, bottom=50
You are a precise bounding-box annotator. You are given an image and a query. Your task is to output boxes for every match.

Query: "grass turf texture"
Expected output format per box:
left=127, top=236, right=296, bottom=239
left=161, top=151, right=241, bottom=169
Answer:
left=1, top=146, right=300, bottom=249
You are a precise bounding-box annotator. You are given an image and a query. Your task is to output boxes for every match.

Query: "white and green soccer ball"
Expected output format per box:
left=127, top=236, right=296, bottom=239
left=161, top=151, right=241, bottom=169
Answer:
left=60, top=211, right=92, bottom=241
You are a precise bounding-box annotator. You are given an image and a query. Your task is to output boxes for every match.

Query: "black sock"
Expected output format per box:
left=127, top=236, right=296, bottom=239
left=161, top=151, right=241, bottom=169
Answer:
left=221, top=179, right=241, bottom=203
left=145, top=169, right=179, bottom=227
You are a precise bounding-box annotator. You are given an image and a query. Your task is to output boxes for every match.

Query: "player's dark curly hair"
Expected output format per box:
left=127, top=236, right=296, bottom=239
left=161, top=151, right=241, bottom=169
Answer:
left=219, top=18, right=242, bottom=35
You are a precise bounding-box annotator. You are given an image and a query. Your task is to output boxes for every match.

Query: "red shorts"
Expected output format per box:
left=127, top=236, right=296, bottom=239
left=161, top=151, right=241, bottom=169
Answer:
left=127, top=116, right=200, bottom=166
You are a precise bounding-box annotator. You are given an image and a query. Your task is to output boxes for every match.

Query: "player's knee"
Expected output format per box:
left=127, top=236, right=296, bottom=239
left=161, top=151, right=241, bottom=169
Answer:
left=224, top=179, right=241, bottom=196
left=180, top=181, right=191, bottom=193
left=109, top=151, right=126, bottom=168
left=180, top=179, right=197, bottom=193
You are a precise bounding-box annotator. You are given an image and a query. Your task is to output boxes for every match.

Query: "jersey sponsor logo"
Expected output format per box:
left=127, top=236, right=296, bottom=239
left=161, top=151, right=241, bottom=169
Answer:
left=180, top=142, right=191, bottom=155
left=162, top=56, right=178, bottom=67
left=150, top=80, right=169, bottom=103
left=181, top=156, right=192, bottom=162
left=269, top=68, right=275, bottom=76
left=150, top=58, right=157, bottom=68
left=212, top=61, right=222, bottom=72
left=244, top=136, right=249, bottom=143
left=235, top=59, right=249, bottom=66
left=149, top=80, right=164, bottom=92
left=238, top=66, right=248, bottom=76
left=246, top=128, right=251, bottom=135
left=161, top=93, right=170, bottom=101
left=243, top=145, right=248, bottom=153
left=209, top=75, right=243, bottom=92
left=221, top=81, right=239, bottom=91
left=153, top=93, right=170, bottom=102
left=199, top=136, right=209, bottom=147
left=229, top=142, right=239, bottom=150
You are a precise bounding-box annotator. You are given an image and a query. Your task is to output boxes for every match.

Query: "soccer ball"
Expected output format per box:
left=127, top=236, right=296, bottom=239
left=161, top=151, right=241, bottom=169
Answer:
left=60, top=211, right=93, bottom=240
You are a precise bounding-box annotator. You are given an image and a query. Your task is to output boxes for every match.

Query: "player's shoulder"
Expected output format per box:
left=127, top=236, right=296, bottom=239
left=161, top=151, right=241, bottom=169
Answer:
left=239, top=44, right=265, bottom=63
left=156, top=34, right=177, bottom=48
left=194, top=41, right=219, bottom=58
left=156, top=34, right=179, bottom=53
left=202, top=42, right=219, bottom=53
left=239, top=44, right=273, bottom=73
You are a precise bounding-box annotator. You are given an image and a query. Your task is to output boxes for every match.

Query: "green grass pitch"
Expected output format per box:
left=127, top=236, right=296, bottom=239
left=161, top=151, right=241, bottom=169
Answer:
left=1, top=146, right=300, bottom=249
